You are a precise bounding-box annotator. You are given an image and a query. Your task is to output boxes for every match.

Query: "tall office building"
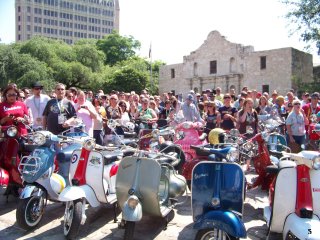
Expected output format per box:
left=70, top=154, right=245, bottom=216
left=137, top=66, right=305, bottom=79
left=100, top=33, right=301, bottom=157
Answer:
left=15, top=0, right=120, bottom=44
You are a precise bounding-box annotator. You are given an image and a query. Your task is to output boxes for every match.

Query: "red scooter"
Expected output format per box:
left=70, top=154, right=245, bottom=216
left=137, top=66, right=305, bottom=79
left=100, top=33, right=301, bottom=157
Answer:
left=0, top=124, right=33, bottom=198
left=242, top=130, right=288, bottom=190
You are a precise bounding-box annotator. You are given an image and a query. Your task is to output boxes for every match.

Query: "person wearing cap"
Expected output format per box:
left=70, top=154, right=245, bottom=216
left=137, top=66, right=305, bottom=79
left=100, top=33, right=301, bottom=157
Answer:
left=272, top=95, right=285, bottom=117
left=286, top=99, right=309, bottom=148
left=181, top=94, right=204, bottom=123
left=25, top=82, right=50, bottom=129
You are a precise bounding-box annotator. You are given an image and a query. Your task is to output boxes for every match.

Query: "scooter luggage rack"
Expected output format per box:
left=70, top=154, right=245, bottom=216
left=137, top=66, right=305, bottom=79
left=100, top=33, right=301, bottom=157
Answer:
left=18, top=156, right=41, bottom=176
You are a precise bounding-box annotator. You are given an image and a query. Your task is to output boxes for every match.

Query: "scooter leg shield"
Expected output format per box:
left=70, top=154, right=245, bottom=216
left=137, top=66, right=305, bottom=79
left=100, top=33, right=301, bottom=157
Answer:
left=0, top=168, right=9, bottom=186
left=193, top=210, right=247, bottom=238
left=283, top=213, right=320, bottom=240
left=58, top=185, right=100, bottom=208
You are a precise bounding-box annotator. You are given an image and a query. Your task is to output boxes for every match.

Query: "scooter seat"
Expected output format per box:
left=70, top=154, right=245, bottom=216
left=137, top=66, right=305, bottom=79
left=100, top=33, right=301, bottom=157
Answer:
left=266, top=165, right=279, bottom=174
left=156, top=157, right=173, bottom=165
left=103, top=154, right=119, bottom=165
left=124, top=132, right=137, bottom=138
left=269, top=150, right=284, bottom=159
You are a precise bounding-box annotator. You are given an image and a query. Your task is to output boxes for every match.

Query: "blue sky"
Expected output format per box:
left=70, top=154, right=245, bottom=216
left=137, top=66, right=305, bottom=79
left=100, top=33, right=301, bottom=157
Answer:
left=1, top=0, right=320, bottom=65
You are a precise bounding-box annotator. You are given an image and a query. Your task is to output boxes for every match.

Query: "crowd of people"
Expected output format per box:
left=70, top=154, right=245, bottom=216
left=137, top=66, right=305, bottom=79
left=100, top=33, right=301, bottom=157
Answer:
left=0, top=82, right=319, bottom=159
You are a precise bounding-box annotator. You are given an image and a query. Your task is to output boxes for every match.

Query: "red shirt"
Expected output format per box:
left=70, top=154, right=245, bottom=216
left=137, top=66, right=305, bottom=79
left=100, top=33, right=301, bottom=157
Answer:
left=0, top=101, right=29, bottom=135
left=302, top=103, right=320, bottom=122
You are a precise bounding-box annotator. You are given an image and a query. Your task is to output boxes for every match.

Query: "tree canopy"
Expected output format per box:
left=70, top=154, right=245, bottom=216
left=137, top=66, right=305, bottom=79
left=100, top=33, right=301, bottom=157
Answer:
left=283, top=0, right=320, bottom=54
left=0, top=32, right=163, bottom=94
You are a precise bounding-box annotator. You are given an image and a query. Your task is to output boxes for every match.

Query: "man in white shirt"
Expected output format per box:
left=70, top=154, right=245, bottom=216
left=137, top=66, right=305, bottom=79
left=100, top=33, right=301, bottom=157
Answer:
left=25, top=82, right=50, bottom=129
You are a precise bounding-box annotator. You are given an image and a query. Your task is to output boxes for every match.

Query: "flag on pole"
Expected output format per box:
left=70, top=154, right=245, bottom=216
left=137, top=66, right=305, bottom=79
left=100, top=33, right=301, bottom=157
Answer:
left=149, top=43, right=152, bottom=59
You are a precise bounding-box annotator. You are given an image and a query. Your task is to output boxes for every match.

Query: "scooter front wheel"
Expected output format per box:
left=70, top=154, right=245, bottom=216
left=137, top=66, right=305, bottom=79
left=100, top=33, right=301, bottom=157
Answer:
left=16, top=196, right=45, bottom=230
left=196, top=228, right=238, bottom=240
left=63, top=200, right=82, bottom=240
left=124, top=221, right=135, bottom=240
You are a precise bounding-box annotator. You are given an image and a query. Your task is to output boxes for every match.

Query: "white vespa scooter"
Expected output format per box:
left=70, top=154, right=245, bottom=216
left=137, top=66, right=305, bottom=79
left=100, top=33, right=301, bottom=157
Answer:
left=58, top=138, right=134, bottom=239
left=264, top=150, right=320, bottom=239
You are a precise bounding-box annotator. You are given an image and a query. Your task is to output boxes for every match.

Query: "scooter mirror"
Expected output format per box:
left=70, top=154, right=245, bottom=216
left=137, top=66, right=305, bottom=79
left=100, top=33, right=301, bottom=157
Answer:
left=246, top=127, right=254, bottom=135
left=176, top=131, right=185, bottom=140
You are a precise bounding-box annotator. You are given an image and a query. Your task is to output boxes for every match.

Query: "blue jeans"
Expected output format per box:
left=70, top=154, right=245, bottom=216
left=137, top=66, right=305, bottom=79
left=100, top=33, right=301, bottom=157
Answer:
left=286, top=134, right=305, bottom=146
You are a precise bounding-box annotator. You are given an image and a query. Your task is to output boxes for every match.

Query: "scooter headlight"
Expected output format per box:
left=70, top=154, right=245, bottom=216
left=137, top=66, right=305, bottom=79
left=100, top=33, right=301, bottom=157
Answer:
left=226, top=147, right=239, bottom=162
left=211, top=197, right=220, bottom=207
left=312, top=156, right=320, bottom=170
left=152, top=122, right=158, bottom=129
left=7, top=126, right=18, bottom=137
left=33, top=132, right=46, bottom=145
left=127, top=195, right=139, bottom=209
left=83, top=138, right=96, bottom=151
left=243, top=141, right=254, bottom=151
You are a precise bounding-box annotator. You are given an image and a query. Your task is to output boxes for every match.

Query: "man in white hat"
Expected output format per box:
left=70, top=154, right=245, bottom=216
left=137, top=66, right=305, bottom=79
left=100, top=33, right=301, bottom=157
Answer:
left=181, top=94, right=204, bottom=123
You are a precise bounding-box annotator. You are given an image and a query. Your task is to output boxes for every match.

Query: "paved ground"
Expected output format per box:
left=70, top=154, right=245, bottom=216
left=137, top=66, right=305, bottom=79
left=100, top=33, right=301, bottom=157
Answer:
left=0, top=173, right=280, bottom=240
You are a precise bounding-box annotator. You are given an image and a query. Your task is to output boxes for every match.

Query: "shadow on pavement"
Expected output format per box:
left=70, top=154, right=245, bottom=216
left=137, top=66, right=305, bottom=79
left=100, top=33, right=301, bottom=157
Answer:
left=177, top=222, right=197, bottom=240
left=175, top=195, right=192, bottom=216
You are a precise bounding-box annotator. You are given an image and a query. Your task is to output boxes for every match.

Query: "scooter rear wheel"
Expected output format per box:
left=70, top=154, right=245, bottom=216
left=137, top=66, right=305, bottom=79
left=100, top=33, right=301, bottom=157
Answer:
left=196, top=228, right=238, bottom=240
left=63, top=199, right=82, bottom=240
left=124, top=221, right=135, bottom=240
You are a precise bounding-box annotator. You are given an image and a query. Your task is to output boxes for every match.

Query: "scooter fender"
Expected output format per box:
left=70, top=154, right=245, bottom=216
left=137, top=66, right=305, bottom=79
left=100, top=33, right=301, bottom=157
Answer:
left=20, top=185, right=41, bottom=199
left=193, top=210, right=247, bottom=238
left=122, top=197, right=142, bottom=222
left=283, top=213, right=320, bottom=240
left=58, top=185, right=100, bottom=207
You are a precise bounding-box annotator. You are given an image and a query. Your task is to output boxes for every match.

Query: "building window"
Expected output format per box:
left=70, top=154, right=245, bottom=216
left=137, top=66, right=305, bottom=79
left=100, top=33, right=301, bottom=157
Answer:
left=18, top=34, right=21, bottom=40
left=27, top=6, right=31, bottom=13
left=230, top=57, right=236, bottom=73
left=171, top=69, right=175, bottom=79
left=210, top=60, right=217, bottom=74
left=27, top=25, right=31, bottom=31
left=27, top=16, right=31, bottom=22
left=18, top=25, right=21, bottom=31
left=262, top=84, right=269, bottom=93
left=18, top=6, right=21, bottom=12
left=260, top=56, right=266, bottom=70
left=18, top=16, right=21, bottom=22
left=193, top=62, right=198, bottom=76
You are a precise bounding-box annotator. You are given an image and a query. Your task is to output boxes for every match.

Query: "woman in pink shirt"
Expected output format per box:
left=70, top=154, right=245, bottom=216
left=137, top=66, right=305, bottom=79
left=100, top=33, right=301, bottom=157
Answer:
left=74, top=91, right=98, bottom=137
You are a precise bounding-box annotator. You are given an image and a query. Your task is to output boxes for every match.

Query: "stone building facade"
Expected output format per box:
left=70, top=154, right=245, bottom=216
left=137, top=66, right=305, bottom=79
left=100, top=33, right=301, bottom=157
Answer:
left=159, top=31, right=313, bottom=96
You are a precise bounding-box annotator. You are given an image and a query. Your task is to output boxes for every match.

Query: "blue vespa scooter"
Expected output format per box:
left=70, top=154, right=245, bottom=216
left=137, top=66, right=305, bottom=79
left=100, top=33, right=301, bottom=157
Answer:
left=191, top=145, right=247, bottom=240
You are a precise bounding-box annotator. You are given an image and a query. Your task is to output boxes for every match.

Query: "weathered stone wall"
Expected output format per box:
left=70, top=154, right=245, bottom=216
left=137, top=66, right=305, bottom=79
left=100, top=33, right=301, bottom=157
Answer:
left=159, top=31, right=314, bottom=96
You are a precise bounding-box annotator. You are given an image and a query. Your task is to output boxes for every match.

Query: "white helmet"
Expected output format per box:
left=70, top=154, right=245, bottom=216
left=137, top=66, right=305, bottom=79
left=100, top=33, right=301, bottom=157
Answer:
left=125, top=121, right=135, bottom=132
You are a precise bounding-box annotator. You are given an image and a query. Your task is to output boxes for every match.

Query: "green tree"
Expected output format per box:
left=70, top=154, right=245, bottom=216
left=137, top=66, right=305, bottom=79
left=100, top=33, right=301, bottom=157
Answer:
left=105, top=67, right=148, bottom=93
left=73, top=43, right=105, bottom=72
left=283, top=0, right=320, bottom=54
left=97, top=31, right=141, bottom=66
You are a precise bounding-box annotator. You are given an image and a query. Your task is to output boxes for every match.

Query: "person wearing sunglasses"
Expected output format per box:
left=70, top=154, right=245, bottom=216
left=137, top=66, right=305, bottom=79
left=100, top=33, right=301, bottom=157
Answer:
left=42, top=83, right=77, bottom=134
left=0, top=85, right=31, bottom=135
left=286, top=100, right=309, bottom=149
left=25, top=82, right=50, bottom=130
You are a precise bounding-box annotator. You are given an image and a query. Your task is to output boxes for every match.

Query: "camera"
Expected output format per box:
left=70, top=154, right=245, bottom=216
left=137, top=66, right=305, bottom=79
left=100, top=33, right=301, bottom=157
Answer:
left=80, top=106, right=86, bottom=109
